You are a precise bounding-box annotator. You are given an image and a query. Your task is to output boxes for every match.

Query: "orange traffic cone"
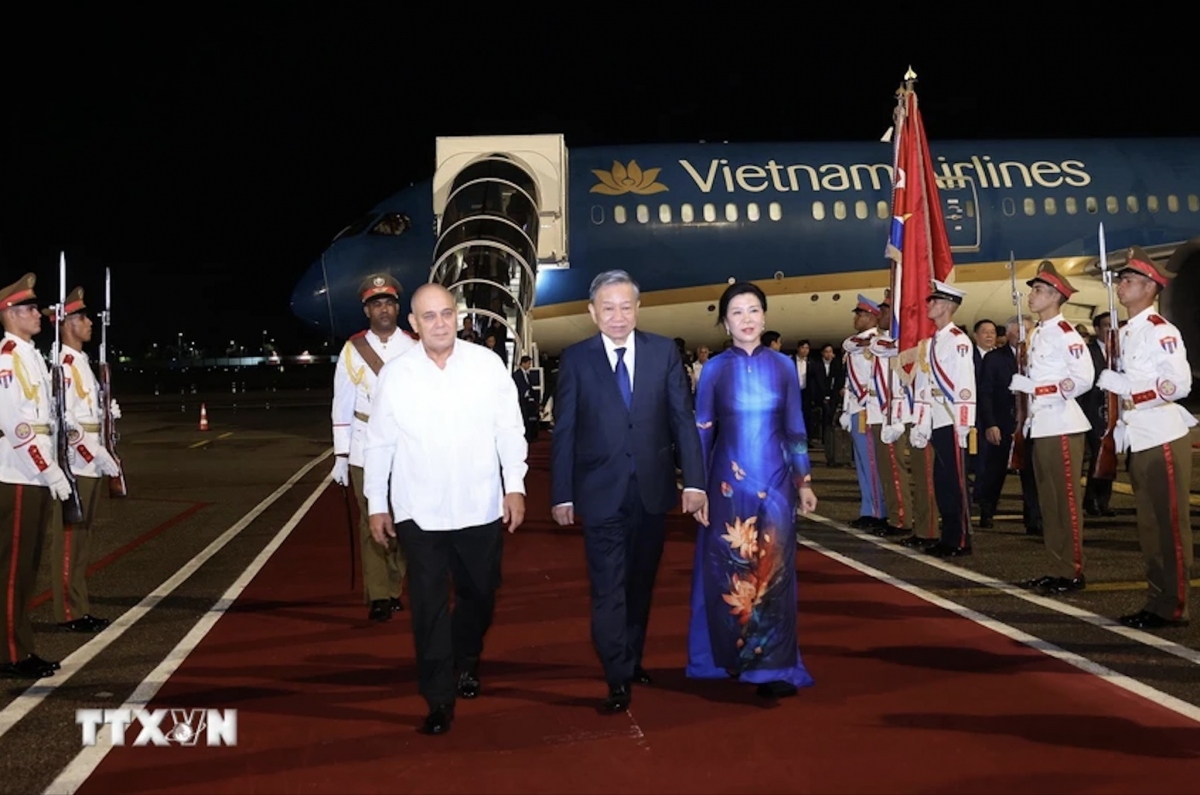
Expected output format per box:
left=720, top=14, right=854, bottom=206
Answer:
left=199, top=403, right=209, bottom=431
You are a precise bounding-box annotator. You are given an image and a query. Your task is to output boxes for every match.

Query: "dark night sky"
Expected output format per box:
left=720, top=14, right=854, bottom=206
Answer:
left=6, top=9, right=1198, bottom=356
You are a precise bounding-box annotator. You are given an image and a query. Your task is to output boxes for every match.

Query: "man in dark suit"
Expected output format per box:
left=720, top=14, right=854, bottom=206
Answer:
left=1081, top=311, right=1115, bottom=516
left=976, top=316, right=1042, bottom=534
left=810, top=343, right=845, bottom=460
left=512, top=355, right=540, bottom=442
left=551, top=270, right=706, bottom=714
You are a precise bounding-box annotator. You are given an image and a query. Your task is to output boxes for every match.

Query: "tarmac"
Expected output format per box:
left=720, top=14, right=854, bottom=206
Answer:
left=0, top=388, right=1195, bottom=794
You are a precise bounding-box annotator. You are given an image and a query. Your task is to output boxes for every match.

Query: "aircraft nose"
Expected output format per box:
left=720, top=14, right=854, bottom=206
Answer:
left=291, top=260, right=330, bottom=330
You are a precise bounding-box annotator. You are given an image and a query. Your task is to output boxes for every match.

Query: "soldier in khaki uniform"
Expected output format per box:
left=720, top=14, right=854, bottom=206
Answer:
left=331, top=273, right=417, bottom=621
left=41, top=287, right=122, bottom=632
left=1097, top=247, right=1195, bottom=629
left=869, top=299, right=912, bottom=537
left=1009, top=262, right=1095, bottom=594
left=0, top=274, right=73, bottom=678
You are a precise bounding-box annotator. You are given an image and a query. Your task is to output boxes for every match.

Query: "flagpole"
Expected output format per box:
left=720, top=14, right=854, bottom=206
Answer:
left=886, top=68, right=916, bottom=429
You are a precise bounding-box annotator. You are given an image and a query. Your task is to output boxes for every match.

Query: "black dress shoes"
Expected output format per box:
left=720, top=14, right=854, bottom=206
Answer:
left=632, top=666, right=652, bottom=685
left=0, top=655, right=57, bottom=678
left=389, top=597, right=404, bottom=612
left=368, top=600, right=391, bottom=622
left=602, top=683, right=631, bottom=713
left=898, top=535, right=939, bottom=550
left=457, top=671, right=481, bottom=699
left=755, top=680, right=798, bottom=699
left=926, top=543, right=972, bottom=558
left=60, top=615, right=109, bottom=633
left=417, top=705, right=454, bottom=735
left=1025, top=575, right=1086, bottom=594
left=1119, top=610, right=1189, bottom=630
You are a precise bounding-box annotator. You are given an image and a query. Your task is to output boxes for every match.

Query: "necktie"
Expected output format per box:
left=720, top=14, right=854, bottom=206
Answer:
left=615, top=347, right=632, bottom=409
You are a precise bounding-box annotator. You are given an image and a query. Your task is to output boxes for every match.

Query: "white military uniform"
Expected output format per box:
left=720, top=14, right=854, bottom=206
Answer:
left=332, top=330, right=417, bottom=465
left=911, top=323, right=976, bottom=447
left=59, top=345, right=114, bottom=478
left=1022, top=314, right=1094, bottom=439
left=0, top=333, right=63, bottom=486
left=842, top=327, right=884, bottom=429
left=1107, top=306, right=1196, bottom=452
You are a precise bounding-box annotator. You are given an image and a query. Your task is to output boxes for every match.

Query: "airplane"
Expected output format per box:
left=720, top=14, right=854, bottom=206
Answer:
left=290, top=134, right=1200, bottom=379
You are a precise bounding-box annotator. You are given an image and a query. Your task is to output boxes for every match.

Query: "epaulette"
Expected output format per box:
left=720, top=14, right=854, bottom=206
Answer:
left=349, top=330, right=368, bottom=340
left=1058, top=320, right=1074, bottom=333
left=63, top=353, right=74, bottom=365
left=0, top=340, right=14, bottom=355
left=1148, top=314, right=1167, bottom=326
left=949, top=326, right=964, bottom=336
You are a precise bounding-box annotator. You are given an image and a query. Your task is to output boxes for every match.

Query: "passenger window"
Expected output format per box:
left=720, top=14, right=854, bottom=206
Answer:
left=855, top=200, right=868, bottom=220
left=1086, top=197, right=1098, bottom=214
left=1044, top=198, right=1056, bottom=215
left=1023, top=197, right=1035, bottom=216
left=1167, top=195, right=1179, bottom=212
left=658, top=204, right=672, bottom=224
left=636, top=204, right=649, bottom=224
left=725, top=203, right=738, bottom=222
left=1147, top=195, right=1159, bottom=213
left=681, top=203, right=694, bottom=223
left=1105, top=196, right=1119, bottom=214
left=833, top=201, right=847, bottom=220
left=768, top=202, right=782, bottom=221
left=876, top=200, right=889, bottom=219
left=812, top=202, right=826, bottom=221
left=1065, top=197, right=1077, bottom=215
left=703, top=203, right=717, bottom=222
left=614, top=206, right=627, bottom=224
left=747, top=202, right=761, bottom=222
left=1126, top=195, right=1139, bottom=213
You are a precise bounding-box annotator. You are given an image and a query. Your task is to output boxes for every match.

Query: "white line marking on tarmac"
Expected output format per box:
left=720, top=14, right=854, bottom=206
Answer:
left=796, top=534, right=1200, bottom=725
left=801, top=512, right=1200, bottom=666
left=44, top=474, right=332, bottom=794
left=0, top=448, right=333, bottom=743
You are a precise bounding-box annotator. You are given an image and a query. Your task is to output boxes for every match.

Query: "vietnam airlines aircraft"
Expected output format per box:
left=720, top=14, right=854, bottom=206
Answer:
left=290, top=134, right=1200, bottom=378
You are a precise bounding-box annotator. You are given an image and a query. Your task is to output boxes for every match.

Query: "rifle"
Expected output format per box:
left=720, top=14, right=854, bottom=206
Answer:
left=1091, top=222, right=1119, bottom=480
left=1006, top=252, right=1028, bottom=472
left=52, top=252, right=86, bottom=525
left=99, top=267, right=127, bottom=497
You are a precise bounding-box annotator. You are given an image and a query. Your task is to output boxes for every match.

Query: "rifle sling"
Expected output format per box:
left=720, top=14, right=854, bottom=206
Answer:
left=350, top=335, right=386, bottom=376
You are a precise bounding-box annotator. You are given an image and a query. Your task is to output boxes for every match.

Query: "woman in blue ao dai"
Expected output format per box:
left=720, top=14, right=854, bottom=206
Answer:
left=685, top=282, right=819, bottom=698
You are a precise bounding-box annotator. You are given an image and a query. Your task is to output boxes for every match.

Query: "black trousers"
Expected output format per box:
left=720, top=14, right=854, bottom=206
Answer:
left=395, top=518, right=504, bottom=710
left=931, top=426, right=971, bottom=549
left=978, top=432, right=1043, bottom=530
left=583, top=473, right=665, bottom=687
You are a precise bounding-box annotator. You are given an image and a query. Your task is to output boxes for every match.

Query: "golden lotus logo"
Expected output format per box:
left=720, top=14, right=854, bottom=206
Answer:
left=590, top=160, right=668, bottom=195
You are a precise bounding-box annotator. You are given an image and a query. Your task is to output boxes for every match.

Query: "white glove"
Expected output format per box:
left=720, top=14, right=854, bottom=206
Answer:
left=88, top=446, right=122, bottom=478
left=956, top=426, right=970, bottom=449
left=880, top=422, right=905, bottom=445
left=1009, top=374, right=1035, bottom=394
left=44, top=465, right=72, bottom=501
left=109, top=399, right=122, bottom=420
left=331, top=457, right=350, bottom=486
left=1097, top=369, right=1132, bottom=396
left=910, top=426, right=930, bottom=449
left=1114, top=419, right=1128, bottom=453
left=838, top=412, right=852, bottom=432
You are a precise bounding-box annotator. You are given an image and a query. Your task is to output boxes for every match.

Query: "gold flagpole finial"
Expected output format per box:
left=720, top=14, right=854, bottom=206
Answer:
left=904, top=66, right=917, bottom=81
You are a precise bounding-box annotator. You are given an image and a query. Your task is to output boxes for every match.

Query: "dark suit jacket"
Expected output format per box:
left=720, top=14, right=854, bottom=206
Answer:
left=978, top=344, right=1019, bottom=435
left=550, top=329, right=704, bottom=521
left=810, top=357, right=843, bottom=405
left=1079, top=338, right=1107, bottom=431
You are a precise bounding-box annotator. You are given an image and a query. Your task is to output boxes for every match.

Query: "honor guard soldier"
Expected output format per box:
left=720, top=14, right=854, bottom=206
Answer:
left=1097, top=247, right=1195, bottom=629
left=1010, top=262, right=1094, bottom=594
left=42, top=288, right=122, bottom=632
left=0, top=274, right=72, bottom=677
left=840, top=295, right=888, bottom=531
left=867, top=299, right=912, bottom=537
left=871, top=301, right=936, bottom=548
left=331, top=273, right=417, bottom=622
left=909, top=280, right=976, bottom=557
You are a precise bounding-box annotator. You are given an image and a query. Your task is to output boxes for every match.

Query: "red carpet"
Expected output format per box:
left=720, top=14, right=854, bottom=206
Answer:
left=77, top=443, right=1200, bottom=794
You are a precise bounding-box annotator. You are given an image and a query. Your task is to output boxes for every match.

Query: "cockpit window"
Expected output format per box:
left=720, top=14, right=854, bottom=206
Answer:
left=332, top=213, right=379, bottom=242
left=369, top=213, right=411, bottom=236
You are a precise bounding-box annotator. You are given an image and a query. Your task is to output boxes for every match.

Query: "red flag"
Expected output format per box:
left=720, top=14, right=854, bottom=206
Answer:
left=885, top=84, right=955, bottom=384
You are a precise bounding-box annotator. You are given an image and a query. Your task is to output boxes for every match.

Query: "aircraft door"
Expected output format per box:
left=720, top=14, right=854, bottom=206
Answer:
left=937, top=175, right=981, bottom=253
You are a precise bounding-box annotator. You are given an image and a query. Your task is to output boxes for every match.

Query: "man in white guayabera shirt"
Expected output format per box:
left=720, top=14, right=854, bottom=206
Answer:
left=363, top=283, right=528, bottom=737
